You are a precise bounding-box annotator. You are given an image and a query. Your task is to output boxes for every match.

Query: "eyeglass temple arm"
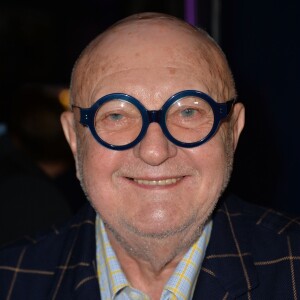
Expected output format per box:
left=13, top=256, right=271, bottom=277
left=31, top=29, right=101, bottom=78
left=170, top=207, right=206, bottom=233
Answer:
left=219, top=99, right=235, bottom=119
left=72, top=105, right=90, bottom=127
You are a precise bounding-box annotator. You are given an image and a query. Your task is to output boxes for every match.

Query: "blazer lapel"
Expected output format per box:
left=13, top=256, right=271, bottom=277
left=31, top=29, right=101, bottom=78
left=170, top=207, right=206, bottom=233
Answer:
left=193, top=196, right=259, bottom=299
left=48, top=204, right=101, bottom=300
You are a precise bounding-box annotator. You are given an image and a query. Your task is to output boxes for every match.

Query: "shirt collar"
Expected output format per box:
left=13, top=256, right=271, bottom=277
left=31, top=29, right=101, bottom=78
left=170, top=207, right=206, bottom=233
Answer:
left=96, top=215, right=212, bottom=300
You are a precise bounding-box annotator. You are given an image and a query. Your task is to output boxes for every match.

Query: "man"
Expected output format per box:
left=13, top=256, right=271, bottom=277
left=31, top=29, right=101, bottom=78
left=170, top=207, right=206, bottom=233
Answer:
left=0, top=12, right=299, bottom=300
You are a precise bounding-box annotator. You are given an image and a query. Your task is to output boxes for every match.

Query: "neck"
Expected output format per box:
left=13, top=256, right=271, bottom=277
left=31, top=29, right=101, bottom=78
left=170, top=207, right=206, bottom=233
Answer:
left=106, top=223, right=203, bottom=299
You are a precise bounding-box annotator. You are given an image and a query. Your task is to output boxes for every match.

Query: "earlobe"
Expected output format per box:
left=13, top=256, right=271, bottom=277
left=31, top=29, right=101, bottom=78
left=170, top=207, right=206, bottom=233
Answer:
left=231, top=103, right=245, bottom=151
left=61, top=111, right=78, bottom=157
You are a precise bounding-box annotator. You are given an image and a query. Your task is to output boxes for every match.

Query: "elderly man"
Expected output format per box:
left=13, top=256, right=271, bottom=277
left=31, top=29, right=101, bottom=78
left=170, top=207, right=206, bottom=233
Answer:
left=1, top=12, right=299, bottom=300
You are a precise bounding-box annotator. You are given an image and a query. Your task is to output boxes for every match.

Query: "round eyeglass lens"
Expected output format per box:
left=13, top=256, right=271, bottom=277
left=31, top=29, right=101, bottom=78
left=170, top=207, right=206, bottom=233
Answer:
left=165, top=96, right=214, bottom=143
left=94, top=99, right=143, bottom=146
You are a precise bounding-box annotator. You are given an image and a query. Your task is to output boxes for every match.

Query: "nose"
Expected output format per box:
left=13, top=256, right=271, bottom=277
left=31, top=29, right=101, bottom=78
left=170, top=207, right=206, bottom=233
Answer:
left=133, top=123, right=177, bottom=166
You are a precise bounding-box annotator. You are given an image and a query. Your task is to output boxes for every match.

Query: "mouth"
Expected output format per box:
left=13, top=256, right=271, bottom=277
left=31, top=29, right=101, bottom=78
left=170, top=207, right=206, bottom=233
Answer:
left=131, top=177, right=183, bottom=186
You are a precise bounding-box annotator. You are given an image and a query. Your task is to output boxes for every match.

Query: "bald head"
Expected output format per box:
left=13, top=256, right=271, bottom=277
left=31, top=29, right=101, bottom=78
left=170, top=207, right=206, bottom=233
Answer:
left=70, top=12, right=236, bottom=107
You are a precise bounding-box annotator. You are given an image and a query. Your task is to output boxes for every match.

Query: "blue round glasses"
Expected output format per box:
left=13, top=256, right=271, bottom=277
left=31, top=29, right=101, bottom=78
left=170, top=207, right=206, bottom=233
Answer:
left=72, top=90, right=235, bottom=151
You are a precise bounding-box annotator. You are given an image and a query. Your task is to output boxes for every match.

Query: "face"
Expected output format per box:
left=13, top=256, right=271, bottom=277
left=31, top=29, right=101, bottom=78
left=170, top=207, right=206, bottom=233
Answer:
left=62, top=19, right=244, bottom=248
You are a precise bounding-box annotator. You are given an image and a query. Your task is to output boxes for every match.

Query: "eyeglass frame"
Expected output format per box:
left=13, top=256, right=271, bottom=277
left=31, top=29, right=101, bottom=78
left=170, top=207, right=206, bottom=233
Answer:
left=72, top=90, right=235, bottom=151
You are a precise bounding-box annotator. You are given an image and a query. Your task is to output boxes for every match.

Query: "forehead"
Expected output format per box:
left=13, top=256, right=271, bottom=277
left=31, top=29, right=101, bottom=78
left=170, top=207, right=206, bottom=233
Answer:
left=73, top=19, right=224, bottom=106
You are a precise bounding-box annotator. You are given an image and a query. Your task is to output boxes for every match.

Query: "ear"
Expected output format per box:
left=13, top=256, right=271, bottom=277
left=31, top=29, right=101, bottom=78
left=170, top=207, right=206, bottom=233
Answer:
left=230, top=102, right=245, bottom=151
left=61, top=111, right=78, bottom=158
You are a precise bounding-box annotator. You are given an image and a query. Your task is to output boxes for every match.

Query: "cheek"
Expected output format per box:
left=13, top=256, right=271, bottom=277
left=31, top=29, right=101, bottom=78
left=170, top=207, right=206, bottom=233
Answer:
left=78, top=139, right=121, bottom=210
left=192, top=136, right=227, bottom=172
left=189, top=135, right=229, bottom=195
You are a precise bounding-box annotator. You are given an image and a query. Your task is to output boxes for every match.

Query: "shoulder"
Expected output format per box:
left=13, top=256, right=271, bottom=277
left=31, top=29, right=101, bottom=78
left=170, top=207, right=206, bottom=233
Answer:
left=218, top=194, right=300, bottom=236
left=211, top=194, right=300, bottom=261
left=0, top=202, right=96, bottom=258
left=0, top=203, right=97, bottom=299
left=202, top=195, right=300, bottom=298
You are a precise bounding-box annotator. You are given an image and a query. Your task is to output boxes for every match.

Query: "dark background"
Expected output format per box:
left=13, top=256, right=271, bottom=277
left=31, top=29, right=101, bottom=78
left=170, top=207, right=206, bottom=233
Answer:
left=1, top=0, right=300, bottom=214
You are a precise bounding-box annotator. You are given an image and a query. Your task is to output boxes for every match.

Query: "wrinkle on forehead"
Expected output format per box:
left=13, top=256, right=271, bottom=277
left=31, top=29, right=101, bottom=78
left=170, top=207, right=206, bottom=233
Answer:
left=86, top=66, right=214, bottom=110
left=70, top=13, right=236, bottom=107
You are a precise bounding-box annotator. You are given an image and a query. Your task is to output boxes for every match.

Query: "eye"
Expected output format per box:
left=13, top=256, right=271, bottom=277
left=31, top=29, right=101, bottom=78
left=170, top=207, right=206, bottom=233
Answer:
left=108, top=113, right=124, bottom=121
left=180, top=108, right=197, bottom=118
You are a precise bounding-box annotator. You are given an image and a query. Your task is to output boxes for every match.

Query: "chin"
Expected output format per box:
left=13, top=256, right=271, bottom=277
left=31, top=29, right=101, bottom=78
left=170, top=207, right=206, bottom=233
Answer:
left=121, top=211, right=198, bottom=239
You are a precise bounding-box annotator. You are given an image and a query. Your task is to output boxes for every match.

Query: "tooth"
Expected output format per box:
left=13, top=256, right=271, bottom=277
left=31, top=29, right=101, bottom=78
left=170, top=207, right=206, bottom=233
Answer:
left=134, top=178, right=180, bottom=185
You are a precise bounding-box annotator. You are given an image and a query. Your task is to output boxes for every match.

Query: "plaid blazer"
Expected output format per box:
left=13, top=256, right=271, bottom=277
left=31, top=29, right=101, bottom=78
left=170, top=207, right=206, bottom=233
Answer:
left=0, top=194, right=299, bottom=300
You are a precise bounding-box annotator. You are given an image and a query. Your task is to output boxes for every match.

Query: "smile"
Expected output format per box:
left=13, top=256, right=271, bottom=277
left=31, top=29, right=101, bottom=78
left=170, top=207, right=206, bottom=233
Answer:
left=133, top=178, right=182, bottom=186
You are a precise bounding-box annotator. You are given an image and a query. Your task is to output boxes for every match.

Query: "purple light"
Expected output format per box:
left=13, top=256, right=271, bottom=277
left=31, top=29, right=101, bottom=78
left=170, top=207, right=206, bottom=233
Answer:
left=184, top=0, right=197, bottom=26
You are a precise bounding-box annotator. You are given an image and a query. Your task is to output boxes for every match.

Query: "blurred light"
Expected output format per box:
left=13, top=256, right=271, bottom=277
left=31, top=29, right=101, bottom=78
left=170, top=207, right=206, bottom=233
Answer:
left=184, top=0, right=197, bottom=26
left=58, top=89, right=70, bottom=110
left=0, top=123, right=7, bottom=136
